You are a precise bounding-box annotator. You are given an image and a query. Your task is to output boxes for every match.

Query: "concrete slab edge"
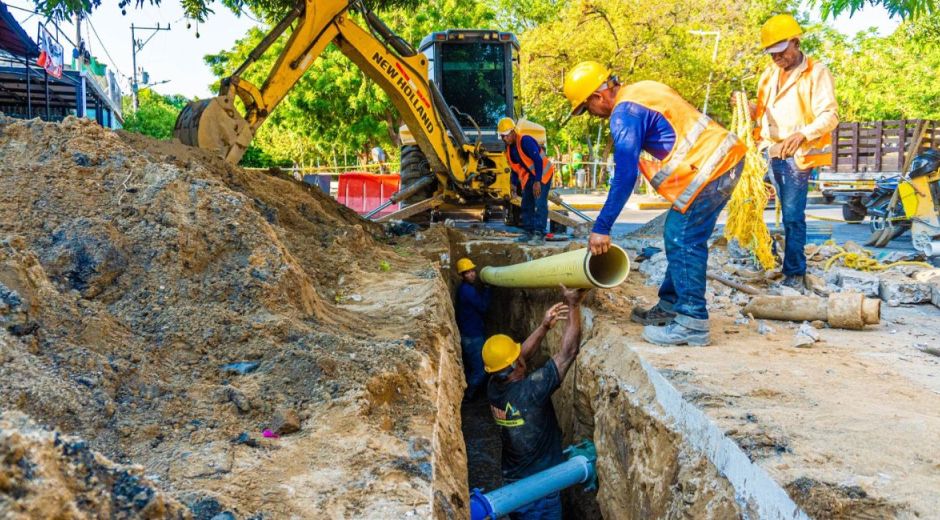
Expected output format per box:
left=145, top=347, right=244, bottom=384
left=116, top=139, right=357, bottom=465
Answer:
left=636, top=354, right=809, bottom=520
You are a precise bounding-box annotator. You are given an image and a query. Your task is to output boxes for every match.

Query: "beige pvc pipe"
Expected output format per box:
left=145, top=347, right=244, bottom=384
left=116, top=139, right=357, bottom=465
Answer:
left=479, top=245, right=631, bottom=289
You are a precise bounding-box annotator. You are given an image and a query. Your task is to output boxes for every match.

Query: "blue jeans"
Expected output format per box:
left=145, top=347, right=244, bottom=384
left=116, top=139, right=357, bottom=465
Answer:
left=769, top=157, right=809, bottom=276
left=461, top=336, right=486, bottom=399
left=509, top=491, right=562, bottom=520
left=521, top=177, right=552, bottom=236
left=658, top=161, right=743, bottom=323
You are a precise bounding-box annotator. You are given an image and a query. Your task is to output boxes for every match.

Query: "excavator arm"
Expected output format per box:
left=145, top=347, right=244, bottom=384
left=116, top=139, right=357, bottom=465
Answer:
left=175, top=0, right=476, bottom=186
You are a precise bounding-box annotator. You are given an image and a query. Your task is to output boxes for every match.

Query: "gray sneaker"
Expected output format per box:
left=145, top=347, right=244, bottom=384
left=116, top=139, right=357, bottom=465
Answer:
left=642, top=322, right=710, bottom=346
left=630, top=303, right=677, bottom=326
left=527, top=234, right=546, bottom=246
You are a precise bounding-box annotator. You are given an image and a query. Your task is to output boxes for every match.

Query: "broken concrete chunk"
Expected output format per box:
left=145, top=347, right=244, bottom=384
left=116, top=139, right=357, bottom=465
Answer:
left=838, top=269, right=880, bottom=297
left=912, top=269, right=940, bottom=309
left=792, top=322, right=820, bottom=348
left=878, top=271, right=932, bottom=304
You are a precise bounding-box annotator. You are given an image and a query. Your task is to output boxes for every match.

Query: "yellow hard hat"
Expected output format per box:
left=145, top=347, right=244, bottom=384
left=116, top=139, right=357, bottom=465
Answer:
left=483, top=334, right=521, bottom=373
left=760, top=14, right=802, bottom=51
left=497, top=117, right=516, bottom=136
left=563, top=61, right=611, bottom=116
left=456, top=257, right=476, bottom=274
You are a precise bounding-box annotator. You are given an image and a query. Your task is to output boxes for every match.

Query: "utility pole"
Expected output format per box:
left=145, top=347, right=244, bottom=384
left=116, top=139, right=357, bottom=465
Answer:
left=689, top=30, right=721, bottom=116
left=131, top=22, right=171, bottom=110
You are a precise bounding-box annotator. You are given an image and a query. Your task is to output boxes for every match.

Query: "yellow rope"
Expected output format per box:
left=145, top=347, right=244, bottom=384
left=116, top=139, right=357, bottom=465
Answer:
left=725, top=92, right=776, bottom=270
left=820, top=240, right=932, bottom=271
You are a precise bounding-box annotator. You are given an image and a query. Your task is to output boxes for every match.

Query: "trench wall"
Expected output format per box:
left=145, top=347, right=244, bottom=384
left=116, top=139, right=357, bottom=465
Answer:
left=455, top=234, right=808, bottom=519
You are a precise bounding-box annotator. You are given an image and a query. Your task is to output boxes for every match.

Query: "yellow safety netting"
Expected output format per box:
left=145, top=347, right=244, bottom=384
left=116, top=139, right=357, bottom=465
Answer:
left=724, top=92, right=776, bottom=270
left=821, top=240, right=932, bottom=271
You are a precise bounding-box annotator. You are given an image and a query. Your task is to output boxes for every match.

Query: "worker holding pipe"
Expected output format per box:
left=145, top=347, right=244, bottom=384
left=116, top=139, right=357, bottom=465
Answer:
left=562, top=62, right=745, bottom=346
left=482, top=285, right=589, bottom=519
left=738, top=14, right=838, bottom=291
left=456, top=257, right=492, bottom=400
left=499, top=117, right=555, bottom=245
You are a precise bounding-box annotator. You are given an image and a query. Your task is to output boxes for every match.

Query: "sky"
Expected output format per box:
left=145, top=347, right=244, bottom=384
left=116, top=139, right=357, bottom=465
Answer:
left=6, top=1, right=903, bottom=100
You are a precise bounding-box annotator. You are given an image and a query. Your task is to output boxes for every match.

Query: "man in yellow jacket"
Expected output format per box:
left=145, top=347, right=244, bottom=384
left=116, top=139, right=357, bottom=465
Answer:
left=563, top=62, right=745, bottom=346
left=748, top=14, right=839, bottom=289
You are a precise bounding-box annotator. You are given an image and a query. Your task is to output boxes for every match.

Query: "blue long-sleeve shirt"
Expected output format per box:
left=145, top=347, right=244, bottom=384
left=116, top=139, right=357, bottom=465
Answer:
left=593, top=102, right=677, bottom=235
left=457, top=281, right=491, bottom=338
left=508, top=135, right=545, bottom=185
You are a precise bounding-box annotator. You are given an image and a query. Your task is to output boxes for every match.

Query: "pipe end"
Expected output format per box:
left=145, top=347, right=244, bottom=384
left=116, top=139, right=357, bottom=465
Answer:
left=584, top=244, right=631, bottom=289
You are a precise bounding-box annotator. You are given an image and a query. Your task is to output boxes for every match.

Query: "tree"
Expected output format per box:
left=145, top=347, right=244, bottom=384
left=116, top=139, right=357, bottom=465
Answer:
left=811, top=0, right=937, bottom=20
left=121, top=89, right=188, bottom=140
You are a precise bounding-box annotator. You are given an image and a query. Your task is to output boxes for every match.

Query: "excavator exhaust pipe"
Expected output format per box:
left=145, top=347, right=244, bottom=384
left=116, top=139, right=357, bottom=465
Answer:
left=174, top=91, right=254, bottom=164
left=480, top=245, right=630, bottom=289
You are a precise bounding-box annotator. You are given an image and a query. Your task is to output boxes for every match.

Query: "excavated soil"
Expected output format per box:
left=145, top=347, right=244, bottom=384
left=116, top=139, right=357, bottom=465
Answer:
left=0, top=117, right=467, bottom=518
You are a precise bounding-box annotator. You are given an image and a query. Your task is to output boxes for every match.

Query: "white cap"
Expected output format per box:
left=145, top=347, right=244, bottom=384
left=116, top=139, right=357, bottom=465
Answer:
left=764, top=40, right=790, bottom=54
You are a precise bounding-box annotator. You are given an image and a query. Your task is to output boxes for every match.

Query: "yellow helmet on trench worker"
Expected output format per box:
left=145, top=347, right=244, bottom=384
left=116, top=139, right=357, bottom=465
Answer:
left=760, top=14, right=802, bottom=51
left=456, top=257, right=476, bottom=274
left=483, top=334, right=521, bottom=373
left=563, top=61, right=611, bottom=116
left=497, top=117, right=516, bottom=136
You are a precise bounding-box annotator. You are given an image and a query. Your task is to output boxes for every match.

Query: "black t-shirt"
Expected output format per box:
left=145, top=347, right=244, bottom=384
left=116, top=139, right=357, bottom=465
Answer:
left=487, top=360, right=564, bottom=481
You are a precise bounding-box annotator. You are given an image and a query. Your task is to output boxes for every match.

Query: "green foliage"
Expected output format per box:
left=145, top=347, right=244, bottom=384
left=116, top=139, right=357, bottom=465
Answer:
left=815, top=19, right=940, bottom=120
left=121, top=89, right=187, bottom=140
left=811, top=0, right=938, bottom=20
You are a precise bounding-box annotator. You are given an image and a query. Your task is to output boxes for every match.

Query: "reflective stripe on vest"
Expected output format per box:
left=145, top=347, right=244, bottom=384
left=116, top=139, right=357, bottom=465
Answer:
left=649, top=113, right=711, bottom=189
left=616, top=81, right=746, bottom=213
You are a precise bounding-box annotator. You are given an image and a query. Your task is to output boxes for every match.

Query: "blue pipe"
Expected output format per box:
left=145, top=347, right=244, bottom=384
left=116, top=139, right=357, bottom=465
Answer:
left=470, top=440, right=597, bottom=520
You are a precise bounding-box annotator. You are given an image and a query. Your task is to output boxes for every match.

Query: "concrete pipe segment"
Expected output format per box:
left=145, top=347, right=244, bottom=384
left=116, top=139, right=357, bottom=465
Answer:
left=480, top=245, right=631, bottom=289
left=743, top=292, right=880, bottom=330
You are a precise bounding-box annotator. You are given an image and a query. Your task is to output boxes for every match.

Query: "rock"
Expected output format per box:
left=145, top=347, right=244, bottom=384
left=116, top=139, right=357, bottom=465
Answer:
left=271, top=408, right=301, bottom=435
left=225, top=387, right=251, bottom=414
left=734, top=316, right=750, bottom=325
left=838, top=269, right=880, bottom=297
left=731, top=292, right=750, bottom=306
left=887, top=299, right=900, bottom=308
left=40, top=219, right=127, bottom=299
left=810, top=320, right=826, bottom=329
left=878, top=271, right=932, bottom=304
left=912, top=269, right=940, bottom=309
left=221, top=361, right=260, bottom=375
left=757, top=321, right=774, bottom=335
left=774, top=286, right=803, bottom=297
left=638, top=251, right=668, bottom=286
left=805, top=273, right=830, bottom=296
left=792, top=322, right=819, bottom=348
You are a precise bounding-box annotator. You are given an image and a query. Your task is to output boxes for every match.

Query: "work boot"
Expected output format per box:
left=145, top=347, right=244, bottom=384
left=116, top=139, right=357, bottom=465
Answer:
left=781, top=275, right=806, bottom=291
left=527, top=234, right=546, bottom=246
left=514, top=233, right=532, bottom=243
left=630, top=303, right=677, bottom=326
left=642, top=315, right=710, bottom=347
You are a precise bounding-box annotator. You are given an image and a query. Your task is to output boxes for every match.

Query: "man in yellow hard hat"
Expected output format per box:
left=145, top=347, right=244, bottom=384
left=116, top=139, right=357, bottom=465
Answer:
left=456, top=257, right=491, bottom=400
left=483, top=285, right=588, bottom=518
left=499, top=117, right=555, bottom=245
left=742, top=14, right=838, bottom=290
left=562, top=61, right=745, bottom=346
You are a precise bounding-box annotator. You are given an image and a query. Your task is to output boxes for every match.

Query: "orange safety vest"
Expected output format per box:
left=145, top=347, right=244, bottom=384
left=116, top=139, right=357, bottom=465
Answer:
left=505, top=134, right=554, bottom=187
left=618, top=81, right=746, bottom=213
left=753, top=57, right=832, bottom=170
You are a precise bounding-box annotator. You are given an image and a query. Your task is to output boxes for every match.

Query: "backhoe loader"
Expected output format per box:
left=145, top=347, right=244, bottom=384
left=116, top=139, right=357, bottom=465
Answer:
left=174, top=0, right=589, bottom=229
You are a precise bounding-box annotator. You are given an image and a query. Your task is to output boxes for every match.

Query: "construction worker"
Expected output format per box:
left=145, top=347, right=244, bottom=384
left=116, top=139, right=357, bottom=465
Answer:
left=744, top=14, right=839, bottom=290
left=483, top=285, right=589, bottom=519
left=499, top=117, right=555, bottom=245
left=456, top=257, right=491, bottom=400
left=562, top=62, right=746, bottom=346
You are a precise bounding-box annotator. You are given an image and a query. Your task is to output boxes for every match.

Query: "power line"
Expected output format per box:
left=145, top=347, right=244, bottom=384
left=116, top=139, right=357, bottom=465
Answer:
left=85, top=17, right=127, bottom=80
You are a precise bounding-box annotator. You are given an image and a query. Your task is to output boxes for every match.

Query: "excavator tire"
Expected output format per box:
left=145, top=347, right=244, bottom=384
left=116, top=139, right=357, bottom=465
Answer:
left=399, top=145, right=436, bottom=204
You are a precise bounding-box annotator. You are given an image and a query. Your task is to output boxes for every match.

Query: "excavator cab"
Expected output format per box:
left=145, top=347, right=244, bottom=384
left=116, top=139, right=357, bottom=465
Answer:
left=419, top=30, right=519, bottom=152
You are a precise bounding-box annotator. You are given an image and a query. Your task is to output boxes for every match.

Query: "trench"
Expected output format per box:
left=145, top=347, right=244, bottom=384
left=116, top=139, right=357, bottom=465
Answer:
left=444, top=230, right=808, bottom=519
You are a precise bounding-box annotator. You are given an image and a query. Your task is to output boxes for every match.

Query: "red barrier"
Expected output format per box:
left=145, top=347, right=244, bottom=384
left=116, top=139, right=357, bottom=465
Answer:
left=336, top=173, right=401, bottom=217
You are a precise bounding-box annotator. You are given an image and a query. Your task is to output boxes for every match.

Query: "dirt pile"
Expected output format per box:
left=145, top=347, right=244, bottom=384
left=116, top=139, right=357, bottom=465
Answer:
left=0, top=411, right=189, bottom=519
left=0, top=116, right=467, bottom=518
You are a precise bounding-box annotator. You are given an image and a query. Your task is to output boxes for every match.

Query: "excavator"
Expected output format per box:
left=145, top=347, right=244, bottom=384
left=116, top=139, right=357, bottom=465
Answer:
left=174, top=0, right=591, bottom=230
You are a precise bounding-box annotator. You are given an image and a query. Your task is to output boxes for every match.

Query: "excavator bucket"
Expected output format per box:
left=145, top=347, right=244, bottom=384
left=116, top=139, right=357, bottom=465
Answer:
left=174, top=93, right=254, bottom=164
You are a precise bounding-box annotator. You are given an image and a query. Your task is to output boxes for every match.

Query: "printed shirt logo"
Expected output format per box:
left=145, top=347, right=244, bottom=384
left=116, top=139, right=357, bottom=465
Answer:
left=491, top=402, right=525, bottom=427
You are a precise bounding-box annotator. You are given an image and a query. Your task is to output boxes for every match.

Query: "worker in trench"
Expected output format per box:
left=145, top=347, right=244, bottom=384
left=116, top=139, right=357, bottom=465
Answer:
left=562, top=62, right=746, bottom=347
left=482, top=285, right=589, bottom=519
left=499, top=117, right=555, bottom=245
left=456, top=257, right=491, bottom=400
left=737, top=14, right=838, bottom=291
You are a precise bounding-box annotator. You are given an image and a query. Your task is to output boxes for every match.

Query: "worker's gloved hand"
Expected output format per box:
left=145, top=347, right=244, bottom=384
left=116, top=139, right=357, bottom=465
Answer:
left=532, top=181, right=542, bottom=198
left=541, top=302, right=569, bottom=329
left=588, top=232, right=610, bottom=255
left=779, top=132, right=807, bottom=158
